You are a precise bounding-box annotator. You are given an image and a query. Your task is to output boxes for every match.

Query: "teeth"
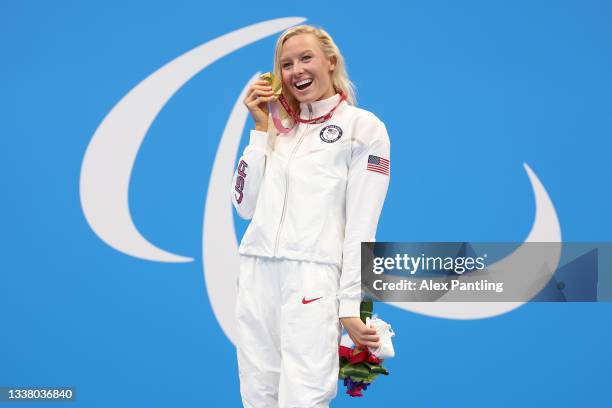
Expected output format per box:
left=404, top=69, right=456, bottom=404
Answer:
left=295, top=79, right=313, bottom=87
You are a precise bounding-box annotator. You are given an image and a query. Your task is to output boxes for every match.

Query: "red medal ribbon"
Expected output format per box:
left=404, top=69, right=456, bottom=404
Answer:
left=278, top=91, right=347, bottom=125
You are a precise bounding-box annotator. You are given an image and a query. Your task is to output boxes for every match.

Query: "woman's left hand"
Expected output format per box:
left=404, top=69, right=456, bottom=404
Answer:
left=340, top=317, right=380, bottom=350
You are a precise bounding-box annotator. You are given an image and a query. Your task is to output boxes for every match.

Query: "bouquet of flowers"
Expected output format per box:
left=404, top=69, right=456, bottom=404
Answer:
left=338, top=299, right=395, bottom=397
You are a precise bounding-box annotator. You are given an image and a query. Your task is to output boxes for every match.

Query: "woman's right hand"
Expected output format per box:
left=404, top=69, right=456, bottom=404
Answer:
left=243, top=80, right=276, bottom=131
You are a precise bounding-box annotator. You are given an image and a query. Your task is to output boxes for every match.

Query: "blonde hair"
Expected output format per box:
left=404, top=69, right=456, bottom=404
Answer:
left=273, top=25, right=356, bottom=116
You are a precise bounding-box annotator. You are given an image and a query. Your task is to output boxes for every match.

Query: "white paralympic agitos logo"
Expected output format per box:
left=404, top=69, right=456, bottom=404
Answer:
left=79, top=18, right=562, bottom=346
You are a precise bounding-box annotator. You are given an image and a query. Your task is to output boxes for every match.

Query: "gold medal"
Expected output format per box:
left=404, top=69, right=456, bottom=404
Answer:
left=260, top=72, right=282, bottom=98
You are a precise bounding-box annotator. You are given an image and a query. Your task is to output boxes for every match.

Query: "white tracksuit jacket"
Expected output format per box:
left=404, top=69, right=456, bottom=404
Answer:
left=231, top=93, right=390, bottom=318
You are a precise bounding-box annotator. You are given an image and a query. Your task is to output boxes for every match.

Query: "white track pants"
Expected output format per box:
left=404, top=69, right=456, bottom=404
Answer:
left=236, top=255, right=342, bottom=408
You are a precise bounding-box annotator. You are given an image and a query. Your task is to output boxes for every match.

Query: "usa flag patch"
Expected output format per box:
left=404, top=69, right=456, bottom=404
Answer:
left=367, top=155, right=390, bottom=176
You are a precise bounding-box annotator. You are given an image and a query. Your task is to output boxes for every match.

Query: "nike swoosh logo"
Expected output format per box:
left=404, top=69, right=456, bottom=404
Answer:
left=302, top=296, right=322, bottom=304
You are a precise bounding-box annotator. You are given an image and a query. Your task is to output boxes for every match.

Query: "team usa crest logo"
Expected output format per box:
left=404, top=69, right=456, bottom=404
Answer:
left=319, top=125, right=343, bottom=143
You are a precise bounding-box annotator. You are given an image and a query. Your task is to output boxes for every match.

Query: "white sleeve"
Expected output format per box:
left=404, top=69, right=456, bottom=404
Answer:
left=338, top=117, right=391, bottom=318
left=231, top=130, right=269, bottom=220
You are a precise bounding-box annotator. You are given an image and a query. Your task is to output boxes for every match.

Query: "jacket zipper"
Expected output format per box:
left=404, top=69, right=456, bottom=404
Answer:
left=274, top=104, right=313, bottom=256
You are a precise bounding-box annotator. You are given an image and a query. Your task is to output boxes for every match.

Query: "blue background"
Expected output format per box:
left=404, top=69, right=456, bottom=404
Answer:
left=3, top=0, right=611, bottom=406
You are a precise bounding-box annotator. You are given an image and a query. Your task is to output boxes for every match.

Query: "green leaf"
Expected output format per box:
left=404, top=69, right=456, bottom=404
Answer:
left=360, top=299, right=374, bottom=324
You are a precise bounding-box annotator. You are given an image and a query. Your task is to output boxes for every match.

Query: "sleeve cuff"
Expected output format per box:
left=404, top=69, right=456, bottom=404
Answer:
left=249, top=130, right=268, bottom=150
left=338, top=298, right=361, bottom=318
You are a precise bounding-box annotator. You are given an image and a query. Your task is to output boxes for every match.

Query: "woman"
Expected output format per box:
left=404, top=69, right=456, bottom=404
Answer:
left=232, top=25, right=391, bottom=407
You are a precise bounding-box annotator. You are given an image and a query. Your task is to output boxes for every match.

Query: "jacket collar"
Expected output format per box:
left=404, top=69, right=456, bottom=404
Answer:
left=298, top=93, right=343, bottom=120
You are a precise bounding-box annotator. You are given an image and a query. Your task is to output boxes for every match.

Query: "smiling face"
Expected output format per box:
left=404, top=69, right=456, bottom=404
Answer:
left=279, top=33, right=336, bottom=104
